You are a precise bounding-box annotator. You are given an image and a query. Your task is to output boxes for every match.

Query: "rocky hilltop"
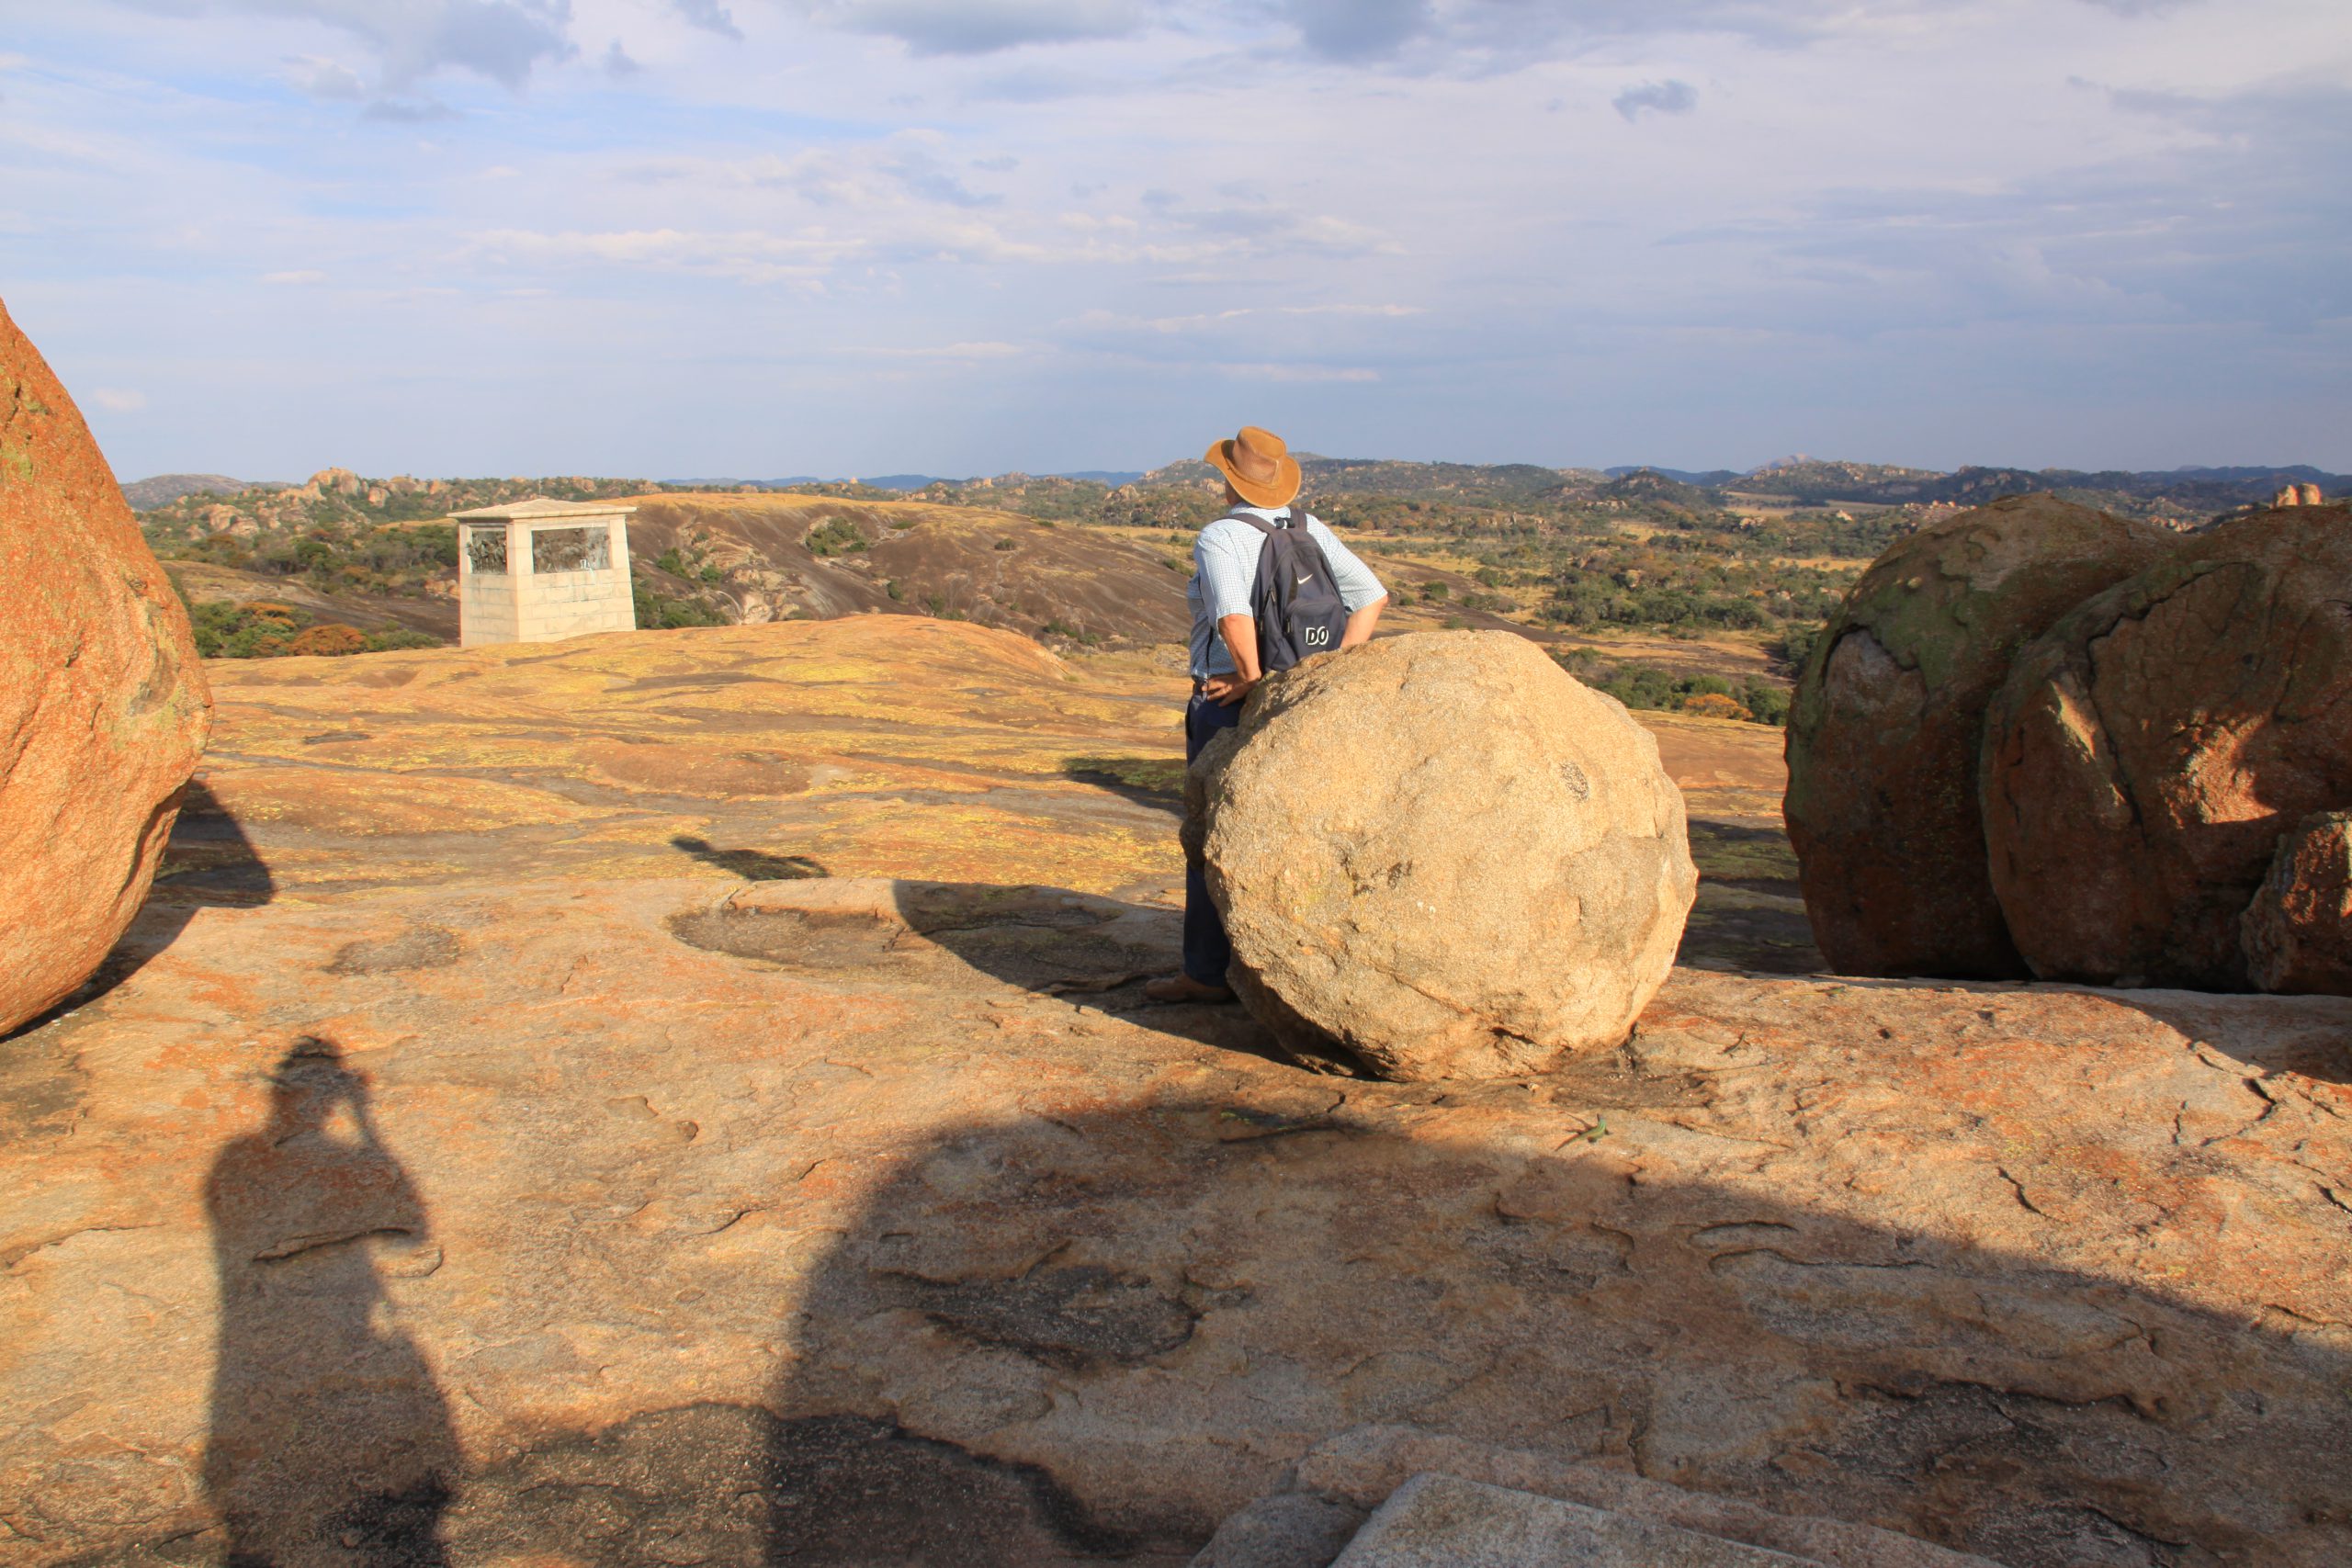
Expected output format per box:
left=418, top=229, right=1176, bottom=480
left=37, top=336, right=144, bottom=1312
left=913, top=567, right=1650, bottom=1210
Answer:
left=625, top=492, right=1196, bottom=643
left=5, top=618, right=2348, bottom=1567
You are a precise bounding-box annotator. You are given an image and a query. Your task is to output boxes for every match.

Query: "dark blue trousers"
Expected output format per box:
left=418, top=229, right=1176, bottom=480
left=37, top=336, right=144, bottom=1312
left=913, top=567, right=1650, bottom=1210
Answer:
left=1182, top=693, right=1244, bottom=985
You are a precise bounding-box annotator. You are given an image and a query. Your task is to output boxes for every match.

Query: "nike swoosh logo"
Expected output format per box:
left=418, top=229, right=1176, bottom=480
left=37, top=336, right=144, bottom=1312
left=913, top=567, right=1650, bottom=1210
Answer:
left=1296, top=576, right=1312, bottom=587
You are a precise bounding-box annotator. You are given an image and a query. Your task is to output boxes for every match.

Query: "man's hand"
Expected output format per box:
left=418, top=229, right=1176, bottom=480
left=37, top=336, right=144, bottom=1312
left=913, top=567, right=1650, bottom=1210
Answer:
left=1203, top=671, right=1257, bottom=706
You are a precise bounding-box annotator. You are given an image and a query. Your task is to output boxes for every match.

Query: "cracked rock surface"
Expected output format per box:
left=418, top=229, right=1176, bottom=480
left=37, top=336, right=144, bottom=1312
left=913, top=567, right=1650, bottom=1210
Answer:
left=4, top=620, right=2346, bottom=1568
left=4, top=870, right=2347, bottom=1566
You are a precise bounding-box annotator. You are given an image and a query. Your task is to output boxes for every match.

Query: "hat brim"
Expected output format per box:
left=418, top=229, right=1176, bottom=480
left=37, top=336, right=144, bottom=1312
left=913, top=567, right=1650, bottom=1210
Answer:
left=1204, top=439, right=1302, bottom=510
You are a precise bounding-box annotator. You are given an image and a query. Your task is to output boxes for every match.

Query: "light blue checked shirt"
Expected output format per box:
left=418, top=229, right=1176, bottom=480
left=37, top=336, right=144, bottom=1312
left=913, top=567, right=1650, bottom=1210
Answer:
left=1188, top=506, right=1387, bottom=680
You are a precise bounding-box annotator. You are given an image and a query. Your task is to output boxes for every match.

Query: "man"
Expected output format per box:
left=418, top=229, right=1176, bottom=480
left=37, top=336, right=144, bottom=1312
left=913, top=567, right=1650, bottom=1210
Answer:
left=1144, top=425, right=1388, bottom=1004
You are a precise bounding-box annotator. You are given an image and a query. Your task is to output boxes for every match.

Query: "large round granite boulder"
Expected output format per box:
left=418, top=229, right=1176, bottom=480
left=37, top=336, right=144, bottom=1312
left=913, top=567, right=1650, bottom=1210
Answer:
left=1982, top=506, right=2352, bottom=989
left=1190, top=631, right=1697, bottom=1080
left=0, top=299, right=210, bottom=1035
left=1784, top=495, right=2167, bottom=978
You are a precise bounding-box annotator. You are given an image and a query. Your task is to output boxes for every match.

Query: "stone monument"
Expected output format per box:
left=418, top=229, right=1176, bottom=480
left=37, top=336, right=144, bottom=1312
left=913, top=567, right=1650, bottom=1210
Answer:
left=453, top=497, right=639, bottom=647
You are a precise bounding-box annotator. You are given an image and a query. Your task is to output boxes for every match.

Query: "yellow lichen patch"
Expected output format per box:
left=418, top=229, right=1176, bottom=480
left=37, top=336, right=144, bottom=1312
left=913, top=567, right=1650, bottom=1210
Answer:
left=199, top=766, right=601, bottom=835
left=581, top=742, right=813, bottom=798
left=788, top=799, right=1177, bottom=896
left=189, top=621, right=1185, bottom=900
left=188, top=620, right=1777, bottom=908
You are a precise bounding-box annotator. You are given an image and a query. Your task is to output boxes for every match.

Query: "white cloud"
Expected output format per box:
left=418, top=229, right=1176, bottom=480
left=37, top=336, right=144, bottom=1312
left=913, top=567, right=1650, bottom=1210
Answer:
left=262, top=269, right=326, bottom=283
left=796, top=0, right=1148, bottom=55
left=1285, top=0, right=1431, bottom=61
left=282, top=53, right=367, bottom=100
left=126, top=0, right=574, bottom=96
left=1615, top=80, right=1698, bottom=121
left=90, top=388, right=148, bottom=411
left=670, top=0, right=745, bottom=42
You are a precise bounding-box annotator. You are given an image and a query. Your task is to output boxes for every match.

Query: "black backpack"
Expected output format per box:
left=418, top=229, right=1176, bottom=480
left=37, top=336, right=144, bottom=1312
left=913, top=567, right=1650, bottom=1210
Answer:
left=1230, top=506, right=1351, bottom=674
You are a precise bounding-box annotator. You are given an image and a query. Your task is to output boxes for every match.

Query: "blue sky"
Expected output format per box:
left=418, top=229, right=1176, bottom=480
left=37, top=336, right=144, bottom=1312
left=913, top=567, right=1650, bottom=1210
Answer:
left=3, top=0, right=2346, bottom=480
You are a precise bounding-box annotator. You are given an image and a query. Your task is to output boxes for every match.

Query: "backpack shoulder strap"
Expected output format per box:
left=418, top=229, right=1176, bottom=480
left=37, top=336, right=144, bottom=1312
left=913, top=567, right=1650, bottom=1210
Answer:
left=1222, top=508, right=1274, bottom=536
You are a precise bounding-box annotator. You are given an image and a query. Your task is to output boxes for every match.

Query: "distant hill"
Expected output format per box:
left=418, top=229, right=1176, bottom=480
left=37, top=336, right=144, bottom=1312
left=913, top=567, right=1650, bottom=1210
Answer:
left=121, top=473, right=279, bottom=509
left=1604, top=466, right=1742, bottom=487
left=625, top=491, right=1194, bottom=646
left=1599, top=468, right=1724, bottom=513
left=163, top=559, right=457, bottom=642
left=1296, top=457, right=1567, bottom=502
left=1725, top=458, right=2350, bottom=520
left=673, top=471, right=1146, bottom=493
left=140, top=474, right=1207, bottom=653
left=133, top=458, right=2348, bottom=671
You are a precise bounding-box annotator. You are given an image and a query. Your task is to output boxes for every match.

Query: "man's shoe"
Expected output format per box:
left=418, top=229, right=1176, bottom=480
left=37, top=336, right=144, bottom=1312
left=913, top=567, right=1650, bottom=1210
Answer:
left=1143, top=974, right=1236, bottom=1004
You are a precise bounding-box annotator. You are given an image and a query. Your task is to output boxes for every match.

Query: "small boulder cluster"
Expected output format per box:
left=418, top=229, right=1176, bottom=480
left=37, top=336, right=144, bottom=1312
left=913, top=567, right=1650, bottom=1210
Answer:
left=1787, top=492, right=2352, bottom=993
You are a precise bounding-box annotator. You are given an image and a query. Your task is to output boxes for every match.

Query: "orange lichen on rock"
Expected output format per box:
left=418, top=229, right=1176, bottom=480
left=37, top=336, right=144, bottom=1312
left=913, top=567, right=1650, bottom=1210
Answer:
left=0, top=297, right=211, bottom=1034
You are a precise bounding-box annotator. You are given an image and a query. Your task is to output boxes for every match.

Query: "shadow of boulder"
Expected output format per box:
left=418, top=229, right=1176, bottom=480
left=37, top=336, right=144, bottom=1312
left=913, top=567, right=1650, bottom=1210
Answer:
left=6, top=779, right=277, bottom=1042
left=740, top=1104, right=2351, bottom=1566
left=1062, top=756, right=1186, bottom=818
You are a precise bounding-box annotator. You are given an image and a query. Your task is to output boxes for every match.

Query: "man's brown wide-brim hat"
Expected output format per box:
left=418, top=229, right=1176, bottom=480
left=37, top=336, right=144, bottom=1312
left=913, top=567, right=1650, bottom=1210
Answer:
left=1204, top=424, right=1302, bottom=510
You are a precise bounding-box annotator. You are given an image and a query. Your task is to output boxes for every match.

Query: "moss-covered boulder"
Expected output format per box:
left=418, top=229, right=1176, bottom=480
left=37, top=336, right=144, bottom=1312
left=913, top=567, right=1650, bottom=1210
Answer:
left=1784, top=496, right=2167, bottom=977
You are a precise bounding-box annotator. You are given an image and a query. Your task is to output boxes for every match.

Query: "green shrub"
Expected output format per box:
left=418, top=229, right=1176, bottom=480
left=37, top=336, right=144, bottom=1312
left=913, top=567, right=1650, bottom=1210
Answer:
left=364, top=628, right=442, bottom=652
left=1040, top=617, right=1099, bottom=646
left=1770, top=624, right=1823, bottom=672
left=188, top=598, right=311, bottom=658
left=631, top=572, right=726, bottom=629
left=1739, top=681, right=1792, bottom=726
left=186, top=599, right=450, bottom=660
left=806, top=517, right=868, bottom=557
left=1565, top=655, right=1792, bottom=727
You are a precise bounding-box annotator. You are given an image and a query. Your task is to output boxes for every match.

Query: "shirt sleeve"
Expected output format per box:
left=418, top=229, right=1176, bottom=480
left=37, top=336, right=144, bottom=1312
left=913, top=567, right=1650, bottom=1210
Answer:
left=1306, top=517, right=1387, bottom=612
left=1195, top=522, right=1261, bottom=622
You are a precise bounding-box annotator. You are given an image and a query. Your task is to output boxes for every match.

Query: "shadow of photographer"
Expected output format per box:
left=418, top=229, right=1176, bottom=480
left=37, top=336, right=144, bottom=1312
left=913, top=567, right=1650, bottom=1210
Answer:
left=203, top=1038, right=458, bottom=1568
